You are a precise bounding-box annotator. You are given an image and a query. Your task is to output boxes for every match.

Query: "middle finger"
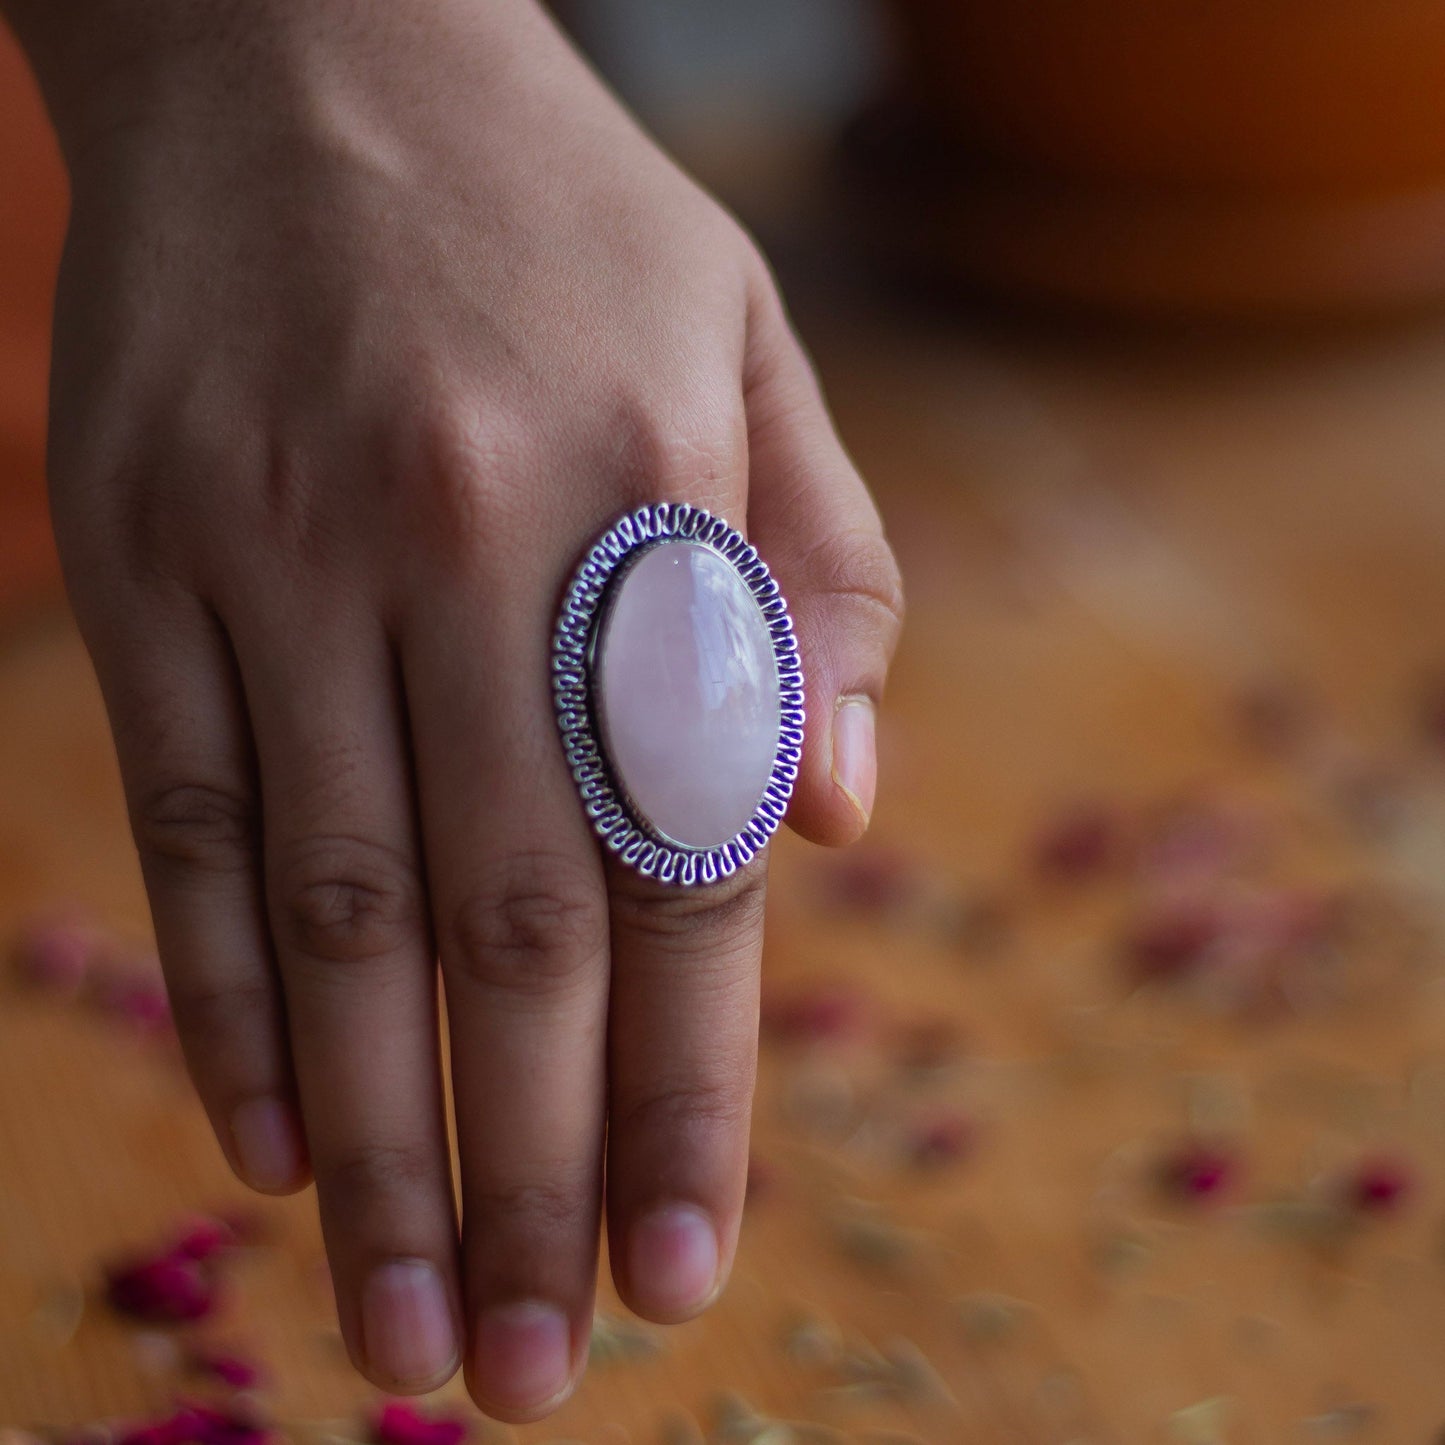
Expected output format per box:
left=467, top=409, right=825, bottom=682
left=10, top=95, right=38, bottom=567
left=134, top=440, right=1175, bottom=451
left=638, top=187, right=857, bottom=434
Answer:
left=404, top=592, right=611, bottom=1423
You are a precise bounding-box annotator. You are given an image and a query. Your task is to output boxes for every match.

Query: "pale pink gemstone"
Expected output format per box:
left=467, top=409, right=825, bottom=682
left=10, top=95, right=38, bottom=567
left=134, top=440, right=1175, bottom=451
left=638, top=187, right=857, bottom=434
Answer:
left=596, top=540, right=782, bottom=850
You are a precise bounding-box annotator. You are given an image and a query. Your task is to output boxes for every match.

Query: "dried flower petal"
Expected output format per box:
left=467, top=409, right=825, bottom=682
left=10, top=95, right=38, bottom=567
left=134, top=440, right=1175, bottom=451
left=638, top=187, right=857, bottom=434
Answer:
left=189, top=1348, right=264, bottom=1390
left=173, top=1217, right=237, bottom=1262
left=93, top=973, right=173, bottom=1034
left=762, top=983, right=873, bottom=1044
left=818, top=847, right=919, bottom=915
left=1344, top=1156, right=1413, bottom=1214
left=117, top=1402, right=270, bottom=1445
left=371, top=1402, right=469, bottom=1445
left=1032, top=802, right=1127, bottom=882
left=905, top=1111, right=975, bottom=1170
left=1158, top=1141, right=1239, bottom=1203
left=106, top=1254, right=217, bottom=1324
left=1128, top=903, right=1222, bottom=983
left=9, top=912, right=101, bottom=995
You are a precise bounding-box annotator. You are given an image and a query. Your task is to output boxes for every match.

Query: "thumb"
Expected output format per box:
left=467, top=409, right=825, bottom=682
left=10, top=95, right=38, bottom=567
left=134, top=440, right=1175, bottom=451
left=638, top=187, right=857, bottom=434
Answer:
left=742, top=276, right=904, bottom=847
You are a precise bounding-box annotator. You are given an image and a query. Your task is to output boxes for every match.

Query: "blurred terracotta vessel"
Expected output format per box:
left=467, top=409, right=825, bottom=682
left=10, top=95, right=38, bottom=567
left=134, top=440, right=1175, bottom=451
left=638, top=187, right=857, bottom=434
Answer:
left=867, top=1, right=1445, bottom=317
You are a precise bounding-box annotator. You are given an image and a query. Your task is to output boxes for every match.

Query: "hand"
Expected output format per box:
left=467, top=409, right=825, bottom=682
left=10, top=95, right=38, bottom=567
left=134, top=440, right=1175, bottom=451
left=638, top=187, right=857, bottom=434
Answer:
left=28, top=0, right=902, bottom=1420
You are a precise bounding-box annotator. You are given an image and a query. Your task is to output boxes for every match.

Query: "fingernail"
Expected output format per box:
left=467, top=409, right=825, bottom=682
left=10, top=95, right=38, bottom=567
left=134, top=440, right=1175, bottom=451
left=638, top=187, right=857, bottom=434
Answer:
left=362, top=1259, right=458, bottom=1388
left=627, top=1203, right=720, bottom=1318
left=473, top=1300, right=573, bottom=1414
left=230, top=1096, right=306, bottom=1191
left=831, top=696, right=877, bottom=826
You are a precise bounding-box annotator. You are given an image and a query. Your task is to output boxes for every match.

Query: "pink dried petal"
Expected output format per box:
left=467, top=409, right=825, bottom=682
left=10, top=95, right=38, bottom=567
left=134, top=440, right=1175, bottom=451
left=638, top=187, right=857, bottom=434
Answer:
left=173, top=1216, right=237, bottom=1262
left=93, top=974, right=173, bottom=1033
left=193, top=1402, right=270, bottom=1445
left=907, top=1112, right=975, bottom=1169
left=9, top=913, right=99, bottom=995
left=818, top=846, right=919, bottom=915
left=372, top=1402, right=470, bottom=1445
left=1126, top=898, right=1225, bottom=982
left=1138, top=799, right=1260, bottom=884
left=1032, top=802, right=1126, bottom=882
left=1158, top=1141, right=1238, bottom=1202
left=762, top=983, right=873, bottom=1043
left=106, top=1254, right=216, bottom=1323
left=189, top=1348, right=263, bottom=1390
left=1346, top=1157, right=1413, bottom=1214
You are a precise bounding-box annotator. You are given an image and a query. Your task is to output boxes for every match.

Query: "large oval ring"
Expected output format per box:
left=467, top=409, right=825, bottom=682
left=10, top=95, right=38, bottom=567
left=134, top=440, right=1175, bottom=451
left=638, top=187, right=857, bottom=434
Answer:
left=552, top=502, right=805, bottom=886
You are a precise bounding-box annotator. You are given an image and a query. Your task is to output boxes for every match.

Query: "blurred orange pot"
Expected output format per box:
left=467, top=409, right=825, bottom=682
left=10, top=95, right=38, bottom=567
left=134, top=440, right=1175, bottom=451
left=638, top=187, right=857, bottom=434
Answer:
left=873, top=1, right=1445, bottom=317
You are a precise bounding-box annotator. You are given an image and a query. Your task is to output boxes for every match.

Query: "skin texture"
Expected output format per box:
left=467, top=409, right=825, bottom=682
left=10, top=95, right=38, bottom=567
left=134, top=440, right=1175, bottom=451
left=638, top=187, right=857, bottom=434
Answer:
left=3, top=0, right=903, bottom=1421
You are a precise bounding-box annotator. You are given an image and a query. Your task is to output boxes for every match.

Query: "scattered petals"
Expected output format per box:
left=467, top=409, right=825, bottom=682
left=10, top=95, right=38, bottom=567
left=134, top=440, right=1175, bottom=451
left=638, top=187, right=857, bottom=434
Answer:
left=371, top=1403, right=469, bottom=1445
left=1032, top=801, right=1127, bottom=882
left=92, top=972, right=173, bottom=1034
left=905, top=1111, right=975, bottom=1169
left=1126, top=898, right=1225, bottom=983
left=1157, top=1141, right=1239, bottom=1203
left=106, top=1253, right=217, bottom=1324
left=173, top=1217, right=238, bottom=1262
left=763, top=983, right=873, bottom=1044
left=1343, top=1156, right=1413, bottom=1214
left=9, top=912, right=100, bottom=995
left=117, top=1402, right=270, bottom=1445
left=818, top=847, right=920, bottom=915
left=188, top=1348, right=264, bottom=1390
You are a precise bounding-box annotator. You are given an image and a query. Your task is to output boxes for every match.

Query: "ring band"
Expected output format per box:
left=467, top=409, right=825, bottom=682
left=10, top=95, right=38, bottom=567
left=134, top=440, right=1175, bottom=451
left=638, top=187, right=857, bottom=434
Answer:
left=552, top=502, right=805, bottom=886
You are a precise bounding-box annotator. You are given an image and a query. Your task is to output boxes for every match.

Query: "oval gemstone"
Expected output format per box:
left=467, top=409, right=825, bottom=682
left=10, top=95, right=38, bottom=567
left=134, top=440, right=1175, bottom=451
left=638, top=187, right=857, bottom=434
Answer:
left=595, top=540, right=782, bottom=850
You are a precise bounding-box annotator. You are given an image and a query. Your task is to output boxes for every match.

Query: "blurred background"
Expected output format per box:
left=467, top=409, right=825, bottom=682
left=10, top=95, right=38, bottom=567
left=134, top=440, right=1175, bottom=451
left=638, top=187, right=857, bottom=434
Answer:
left=7, top=2, right=1445, bottom=1440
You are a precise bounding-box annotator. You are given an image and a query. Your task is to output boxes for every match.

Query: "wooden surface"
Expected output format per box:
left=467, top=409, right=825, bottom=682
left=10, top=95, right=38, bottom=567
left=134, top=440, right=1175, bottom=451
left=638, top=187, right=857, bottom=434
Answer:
left=9, top=50, right=1445, bottom=1444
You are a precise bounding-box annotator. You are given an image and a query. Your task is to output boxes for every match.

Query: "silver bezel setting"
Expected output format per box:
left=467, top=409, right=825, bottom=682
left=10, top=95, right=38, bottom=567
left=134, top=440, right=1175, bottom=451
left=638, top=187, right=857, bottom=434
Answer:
left=552, top=502, right=805, bottom=886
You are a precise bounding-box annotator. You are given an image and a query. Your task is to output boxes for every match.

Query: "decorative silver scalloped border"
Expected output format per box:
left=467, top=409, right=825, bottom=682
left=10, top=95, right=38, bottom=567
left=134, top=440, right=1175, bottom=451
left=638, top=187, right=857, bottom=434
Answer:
left=552, top=503, right=805, bottom=886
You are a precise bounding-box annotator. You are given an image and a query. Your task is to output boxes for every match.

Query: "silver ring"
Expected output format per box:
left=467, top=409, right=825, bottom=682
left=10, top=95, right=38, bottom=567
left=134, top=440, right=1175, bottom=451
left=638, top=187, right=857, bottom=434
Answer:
left=552, top=502, right=805, bottom=886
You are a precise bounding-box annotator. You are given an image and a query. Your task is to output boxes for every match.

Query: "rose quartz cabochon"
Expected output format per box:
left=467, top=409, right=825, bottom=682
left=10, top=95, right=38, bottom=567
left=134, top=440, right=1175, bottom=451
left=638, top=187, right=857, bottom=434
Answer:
left=595, top=540, right=782, bottom=850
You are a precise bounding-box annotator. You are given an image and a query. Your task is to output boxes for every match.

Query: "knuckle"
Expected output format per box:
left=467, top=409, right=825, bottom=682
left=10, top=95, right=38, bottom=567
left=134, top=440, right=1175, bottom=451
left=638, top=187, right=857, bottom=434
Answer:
left=132, top=780, right=257, bottom=873
left=445, top=853, right=602, bottom=997
left=323, top=1141, right=444, bottom=1203
left=616, top=1074, right=754, bottom=1144
left=610, top=865, right=766, bottom=947
left=272, top=836, right=424, bottom=967
left=466, top=1177, right=591, bottom=1243
left=167, top=974, right=275, bottom=1051
left=411, top=395, right=532, bottom=556
left=805, top=528, right=906, bottom=637
left=619, top=401, right=740, bottom=499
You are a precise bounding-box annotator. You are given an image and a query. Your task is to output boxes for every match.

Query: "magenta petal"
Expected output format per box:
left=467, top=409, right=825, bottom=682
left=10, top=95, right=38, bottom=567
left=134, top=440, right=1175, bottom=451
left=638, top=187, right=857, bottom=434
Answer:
left=10, top=914, right=98, bottom=994
left=1348, top=1157, right=1413, bottom=1213
left=762, top=983, right=873, bottom=1043
left=1158, top=1142, right=1239, bottom=1202
left=190, top=1348, right=263, bottom=1389
left=107, top=1254, right=216, bottom=1323
left=1033, top=801, right=1126, bottom=881
left=373, top=1401, right=471, bottom=1445
left=174, top=1216, right=237, bottom=1261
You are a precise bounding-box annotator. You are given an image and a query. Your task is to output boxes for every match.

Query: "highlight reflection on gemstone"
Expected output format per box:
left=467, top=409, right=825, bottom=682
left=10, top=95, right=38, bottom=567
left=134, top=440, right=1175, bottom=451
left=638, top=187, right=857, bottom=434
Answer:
left=595, top=540, right=783, bottom=850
